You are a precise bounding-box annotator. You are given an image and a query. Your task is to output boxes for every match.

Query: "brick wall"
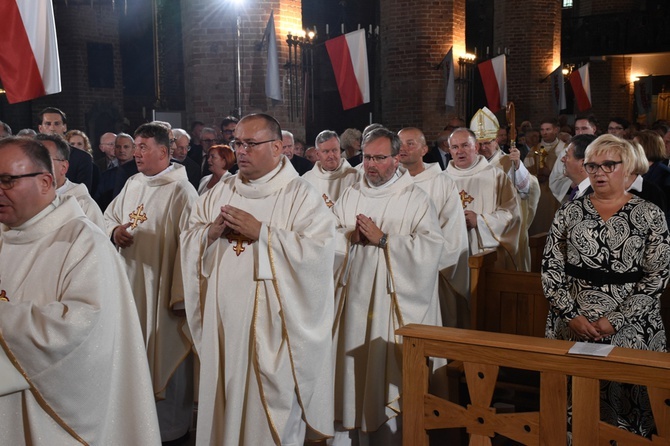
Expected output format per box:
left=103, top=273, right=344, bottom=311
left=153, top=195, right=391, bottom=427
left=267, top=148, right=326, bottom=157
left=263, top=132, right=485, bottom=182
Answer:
left=36, top=2, right=125, bottom=149
left=181, top=0, right=302, bottom=137
left=379, top=0, right=465, bottom=143
left=589, top=57, right=632, bottom=128
left=493, top=0, right=561, bottom=128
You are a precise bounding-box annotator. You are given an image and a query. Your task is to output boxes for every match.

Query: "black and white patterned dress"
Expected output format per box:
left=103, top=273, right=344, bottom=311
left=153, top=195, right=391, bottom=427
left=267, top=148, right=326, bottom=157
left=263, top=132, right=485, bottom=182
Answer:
left=542, top=194, right=670, bottom=437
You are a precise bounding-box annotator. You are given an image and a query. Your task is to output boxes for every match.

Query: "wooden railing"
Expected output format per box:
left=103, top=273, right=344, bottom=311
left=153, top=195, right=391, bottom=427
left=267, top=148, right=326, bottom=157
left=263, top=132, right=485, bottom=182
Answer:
left=398, top=324, right=670, bottom=446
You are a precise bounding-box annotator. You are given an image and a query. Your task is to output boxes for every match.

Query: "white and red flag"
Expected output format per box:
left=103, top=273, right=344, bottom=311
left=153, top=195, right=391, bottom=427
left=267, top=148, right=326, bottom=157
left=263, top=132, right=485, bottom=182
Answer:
left=569, top=63, right=592, bottom=111
left=478, top=54, right=507, bottom=113
left=0, top=0, right=61, bottom=104
left=325, top=29, right=370, bottom=110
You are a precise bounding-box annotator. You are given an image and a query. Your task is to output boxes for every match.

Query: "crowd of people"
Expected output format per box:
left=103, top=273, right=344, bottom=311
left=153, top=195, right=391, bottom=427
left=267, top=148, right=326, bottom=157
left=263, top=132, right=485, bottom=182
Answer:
left=0, top=105, right=669, bottom=445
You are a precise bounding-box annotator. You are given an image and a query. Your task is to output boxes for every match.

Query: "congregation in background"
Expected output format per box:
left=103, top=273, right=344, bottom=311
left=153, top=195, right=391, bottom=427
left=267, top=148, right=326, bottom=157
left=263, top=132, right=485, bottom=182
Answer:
left=0, top=105, right=669, bottom=445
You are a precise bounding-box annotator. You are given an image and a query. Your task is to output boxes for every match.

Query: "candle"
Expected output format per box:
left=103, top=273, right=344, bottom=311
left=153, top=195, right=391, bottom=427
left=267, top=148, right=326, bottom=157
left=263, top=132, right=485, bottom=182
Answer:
left=369, top=24, right=372, bottom=34
left=326, top=24, right=329, bottom=34
left=341, top=23, right=344, bottom=34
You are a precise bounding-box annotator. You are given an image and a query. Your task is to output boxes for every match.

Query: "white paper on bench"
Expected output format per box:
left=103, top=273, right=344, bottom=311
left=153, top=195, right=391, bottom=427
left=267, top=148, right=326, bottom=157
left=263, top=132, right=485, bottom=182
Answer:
left=567, top=342, right=615, bottom=357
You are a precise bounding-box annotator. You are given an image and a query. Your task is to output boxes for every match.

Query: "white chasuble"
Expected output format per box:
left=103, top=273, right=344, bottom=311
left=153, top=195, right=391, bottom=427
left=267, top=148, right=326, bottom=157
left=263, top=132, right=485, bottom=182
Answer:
left=104, top=163, right=197, bottom=399
left=332, top=168, right=445, bottom=432
left=487, top=151, right=540, bottom=272
left=303, top=158, right=360, bottom=207
left=181, top=157, right=336, bottom=445
left=57, top=179, right=106, bottom=230
left=0, top=196, right=160, bottom=445
left=447, top=155, right=521, bottom=270
left=412, top=163, right=470, bottom=327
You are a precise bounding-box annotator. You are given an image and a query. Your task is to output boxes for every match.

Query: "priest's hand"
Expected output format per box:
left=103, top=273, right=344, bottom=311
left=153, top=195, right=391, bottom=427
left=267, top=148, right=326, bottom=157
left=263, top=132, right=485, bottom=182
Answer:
left=591, top=317, right=615, bottom=341
left=221, top=205, right=261, bottom=241
left=356, top=214, right=384, bottom=246
left=349, top=226, right=367, bottom=245
left=464, top=210, right=478, bottom=230
left=113, top=223, right=134, bottom=248
left=568, top=315, right=600, bottom=341
left=207, top=208, right=229, bottom=247
left=509, top=146, right=521, bottom=170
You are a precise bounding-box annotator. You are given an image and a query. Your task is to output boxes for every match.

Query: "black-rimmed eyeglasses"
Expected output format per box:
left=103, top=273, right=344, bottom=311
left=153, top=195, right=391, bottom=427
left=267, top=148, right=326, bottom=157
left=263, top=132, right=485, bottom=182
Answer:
left=0, top=172, right=49, bottom=190
left=583, top=161, right=622, bottom=174
left=231, top=139, right=276, bottom=151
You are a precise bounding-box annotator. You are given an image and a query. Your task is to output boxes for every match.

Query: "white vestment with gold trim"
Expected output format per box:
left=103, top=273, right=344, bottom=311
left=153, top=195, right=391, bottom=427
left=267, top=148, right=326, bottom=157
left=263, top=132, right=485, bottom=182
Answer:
left=447, top=155, right=521, bottom=270
left=412, top=163, right=470, bottom=327
left=181, top=157, right=335, bottom=445
left=104, top=163, right=197, bottom=439
left=331, top=168, right=444, bottom=433
left=303, top=158, right=360, bottom=206
left=0, top=196, right=160, bottom=445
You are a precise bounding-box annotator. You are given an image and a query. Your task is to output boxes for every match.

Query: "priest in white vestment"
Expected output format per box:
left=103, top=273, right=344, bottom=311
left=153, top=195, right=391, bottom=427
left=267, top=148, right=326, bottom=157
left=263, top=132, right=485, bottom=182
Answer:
left=180, top=113, right=336, bottom=446
left=331, top=127, right=445, bottom=445
left=447, top=128, right=521, bottom=270
left=398, top=127, right=470, bottom=328
left=470, top=109, right=540, bottom=272
left=36, top=133, right=106, bottom=230
left=0, top=138, right=160, bottom=445
left=302, top=129, right=360, bottom=207
left=105, top=123, right=198, bottom=442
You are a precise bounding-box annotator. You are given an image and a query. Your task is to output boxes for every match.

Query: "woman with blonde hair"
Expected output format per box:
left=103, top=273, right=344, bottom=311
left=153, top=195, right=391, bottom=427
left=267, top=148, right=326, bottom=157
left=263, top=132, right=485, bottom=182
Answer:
left=543, top=133, right=670, bottom=438
left=65, top=129, right=93, bottom=157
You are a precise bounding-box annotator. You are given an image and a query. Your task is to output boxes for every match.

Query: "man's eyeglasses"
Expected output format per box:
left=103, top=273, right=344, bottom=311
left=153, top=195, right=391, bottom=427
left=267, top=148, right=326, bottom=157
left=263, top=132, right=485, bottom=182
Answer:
left=363, top=154, right=394, bottom=163
left=583, top=160, right=622, bottom=174
left=232, top=139, right=276, bottom=151
left=0, top=172, right=49, bottom=190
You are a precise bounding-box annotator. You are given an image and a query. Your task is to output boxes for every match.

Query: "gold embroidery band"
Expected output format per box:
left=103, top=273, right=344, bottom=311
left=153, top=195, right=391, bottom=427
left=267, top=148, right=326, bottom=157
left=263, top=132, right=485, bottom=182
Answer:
left=0, top=335, right=88, bottom=445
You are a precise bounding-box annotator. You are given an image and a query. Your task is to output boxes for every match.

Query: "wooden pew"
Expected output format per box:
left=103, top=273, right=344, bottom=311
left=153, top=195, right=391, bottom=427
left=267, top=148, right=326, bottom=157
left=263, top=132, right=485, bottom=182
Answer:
left=469, top=250, right=548, bottom=337
left=399, top=324, right=670, bottom=446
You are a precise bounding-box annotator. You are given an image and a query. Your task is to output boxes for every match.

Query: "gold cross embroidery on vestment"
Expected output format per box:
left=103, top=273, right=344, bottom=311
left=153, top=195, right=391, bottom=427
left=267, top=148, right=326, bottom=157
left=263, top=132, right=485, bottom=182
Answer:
left=227, top=231, right=254, bottom=256
left=459, top=190, right=474, bottom=209
left=129, top=204, right=148, bottom=229
left=322, top=194, right=334, bottom=208
left=0, top=290, right=8, bottom=302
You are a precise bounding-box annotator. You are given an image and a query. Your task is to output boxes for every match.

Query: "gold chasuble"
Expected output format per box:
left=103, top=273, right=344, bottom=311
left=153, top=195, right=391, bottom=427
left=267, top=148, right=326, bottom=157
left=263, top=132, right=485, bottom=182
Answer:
left=331, top=168, right=445, bottom=432
left=447, top=155, right=521, bottom=270
left=104, top=164, right=197, bottom=399
left=412, top=162, right=470, bottom=327
left=302, top=158, right=360, bottom=206
left=180, top=157, right=336, bottom=445
left=0, top=196, right=160, bottom=445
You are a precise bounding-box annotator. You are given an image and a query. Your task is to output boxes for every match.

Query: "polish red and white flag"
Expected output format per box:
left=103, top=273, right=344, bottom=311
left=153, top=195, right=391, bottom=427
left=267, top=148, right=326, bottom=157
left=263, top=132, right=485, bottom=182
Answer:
left=569, top=64, right=592, bottom=111
left=478, top=54, right=507, bottom=113
left=0, top=0, right=61, bottom=104
left=326, top=29, right=370, bottom=110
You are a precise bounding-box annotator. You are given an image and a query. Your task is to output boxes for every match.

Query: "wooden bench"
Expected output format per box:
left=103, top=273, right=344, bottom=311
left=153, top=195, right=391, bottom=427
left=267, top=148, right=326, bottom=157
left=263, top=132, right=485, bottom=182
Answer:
left=399, top=324, right=670, bottom=446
